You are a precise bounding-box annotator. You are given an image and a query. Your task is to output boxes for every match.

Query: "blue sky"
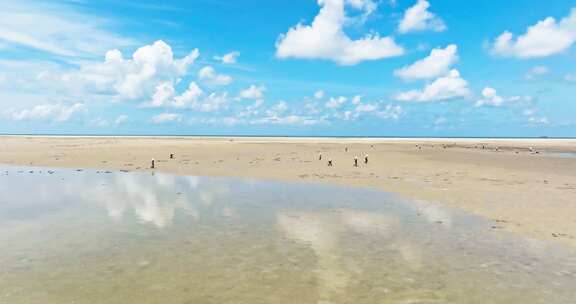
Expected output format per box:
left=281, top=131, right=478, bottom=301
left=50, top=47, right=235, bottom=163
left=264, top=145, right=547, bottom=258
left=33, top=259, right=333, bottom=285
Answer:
left=1, top=0, right=576, bottom=136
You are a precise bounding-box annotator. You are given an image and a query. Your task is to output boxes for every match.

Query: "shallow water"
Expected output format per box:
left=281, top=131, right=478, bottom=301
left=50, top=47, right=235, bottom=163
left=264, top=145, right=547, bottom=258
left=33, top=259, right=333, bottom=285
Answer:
left=0, top=166, right=575, bottom=304
left=546, top=151, right=576, bottom=159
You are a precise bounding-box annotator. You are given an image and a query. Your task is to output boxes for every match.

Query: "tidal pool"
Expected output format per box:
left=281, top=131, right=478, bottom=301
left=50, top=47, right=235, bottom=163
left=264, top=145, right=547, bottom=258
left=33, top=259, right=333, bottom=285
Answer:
left=0, top=166, right=575, bottom=304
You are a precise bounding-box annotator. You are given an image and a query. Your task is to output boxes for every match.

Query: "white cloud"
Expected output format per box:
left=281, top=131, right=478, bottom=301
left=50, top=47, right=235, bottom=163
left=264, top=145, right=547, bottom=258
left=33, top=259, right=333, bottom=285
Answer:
left=237, top=100, right=264, bottom=118
left=276, top=0, right=404, bottom=65
left=146, top=80, right=230, bottom=112
left=5, top=102, right=84, bottom=122
left=198, top=66, right=232, bottom=86
left=395, top=69, right=470, bottom=102
left=36, top=40, right=199, bottom=101
left=149, top=81, right=204, bottom=109
left=173, top=82, right=204, bottom=108
left=271, top=101, right=288, bottom=113
left=199, top=92, right=229, bottom=112
left=525, top=65, right=550, bottom=80
left=214, top=51, right=240, bottom=64
left=351, top=95, right=363, bottom=105
left=325, top=96, right=347, bottom=109
left=192, top=113, right=325, bottom=127
left=475, top=87, right=504, bottom=107
left=475, top=87, right=530, bottom=107
left=149, top=81, right=176, bottom=107
left=491, top=8, right=576, bottom=58
left=115, top=115, right=128, bottom=125
left=314, top=90, right=325, bottom=99
left=398, top=0, right=446, bottom=34
left=378, top=104, right=405, bottom=120
left=117, top=41, right=199, bottom=99
left=355, top=103, right=378, bottom=112
left=239, top=85, right=265, bottom=100
left=523, top=108, right=549, bottom=125
left=394, top=44, right=458, bottom=80
left=339, top=99, right=405, bottom=121
left=151, top=113, right=182, bottom=124
left=255, top=115, right=325, bottom=126
left=0, top=1, right=134, bottom=58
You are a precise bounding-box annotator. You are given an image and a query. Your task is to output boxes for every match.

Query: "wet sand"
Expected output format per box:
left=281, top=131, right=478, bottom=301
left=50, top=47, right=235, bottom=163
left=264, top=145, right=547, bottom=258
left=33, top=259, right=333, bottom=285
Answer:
left=1, top=136, right=575, bottom=247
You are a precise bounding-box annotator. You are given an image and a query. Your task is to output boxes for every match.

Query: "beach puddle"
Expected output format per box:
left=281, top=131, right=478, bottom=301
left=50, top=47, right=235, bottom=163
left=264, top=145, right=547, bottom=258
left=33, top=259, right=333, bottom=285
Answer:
left=546, top=151, right=576, bottom=159
left=0, top=166, right=575, bottom=304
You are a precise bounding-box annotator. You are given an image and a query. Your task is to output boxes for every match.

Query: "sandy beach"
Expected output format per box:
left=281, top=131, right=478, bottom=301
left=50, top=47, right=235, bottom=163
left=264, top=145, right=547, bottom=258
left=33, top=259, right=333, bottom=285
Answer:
left=1, top=136, right=575, bottom=247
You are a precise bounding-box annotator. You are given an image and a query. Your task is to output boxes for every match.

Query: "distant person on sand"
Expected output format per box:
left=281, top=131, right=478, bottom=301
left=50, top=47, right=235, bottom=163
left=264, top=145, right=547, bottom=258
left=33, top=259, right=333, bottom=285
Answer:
left=354, top=156, right=358, bottom=167
left=364, top=154, right=368, bottom=164
left=328, top=159, right=333, bottom=166
left=151, top=158, right=155, bottom=169
left=170, top=153, right=174, bottom=159
left=319, top=153, right=322, bottom=161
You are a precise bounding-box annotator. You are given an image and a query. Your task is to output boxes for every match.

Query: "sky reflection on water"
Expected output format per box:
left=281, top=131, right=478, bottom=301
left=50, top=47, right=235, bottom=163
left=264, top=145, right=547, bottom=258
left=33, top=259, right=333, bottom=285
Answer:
left=0, top=166, right=575, bottom=304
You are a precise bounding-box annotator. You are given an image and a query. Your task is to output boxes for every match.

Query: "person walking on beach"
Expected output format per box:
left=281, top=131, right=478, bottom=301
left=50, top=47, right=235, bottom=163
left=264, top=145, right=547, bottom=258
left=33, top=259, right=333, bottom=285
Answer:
left=354, top=156, right=358, bottom=167
left=364, top=154, right=368, bottom=164
left=319, top=152, right=322, bottom=161
left=151, top=158, right=155, bottom=169
left=328, top=159, right=333, bottom=166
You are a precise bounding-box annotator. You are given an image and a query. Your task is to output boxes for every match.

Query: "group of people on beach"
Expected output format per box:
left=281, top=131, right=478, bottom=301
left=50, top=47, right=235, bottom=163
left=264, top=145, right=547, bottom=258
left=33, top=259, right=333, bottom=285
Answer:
left=319, top=148, right=369, bottom=167
left=151, top=147, right=370, bottom=169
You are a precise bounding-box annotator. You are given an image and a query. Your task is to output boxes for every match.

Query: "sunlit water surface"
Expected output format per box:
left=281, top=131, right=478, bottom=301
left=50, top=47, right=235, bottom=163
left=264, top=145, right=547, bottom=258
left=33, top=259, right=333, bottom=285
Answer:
left=0, top=166, right=575, bottom=304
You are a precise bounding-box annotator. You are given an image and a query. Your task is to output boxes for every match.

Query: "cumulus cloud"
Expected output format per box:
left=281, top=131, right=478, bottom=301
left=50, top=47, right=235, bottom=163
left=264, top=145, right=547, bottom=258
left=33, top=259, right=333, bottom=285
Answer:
left=5, top=102, right=84, bottom=122
left=378, top=104, right=405, bottom=120
left=394, top=44, right=458, bottom=80
left=395, top=69, right=470, bottom=102
left=475, top=87, right=528, bottom=107
left=398, top=0, right=446, bottom=34
left=151, top=113, right=182, bottom=124
left=314, top=90, right=325, bottom=99
left=149, top=81, right=204, bottom=109
left=197, top=66, right=232, bottom=86
left=36, top=40, right=199, bottom=101
left=198, top=92, right=229, bottom=112
left=276, top=0, right=404, bottom=65
left=239, top=85, right=265, bottom=100
left=475, top=87, right=504, bottom=107
left=255, top=115, right=325, bottom=126
left=491, top=8, right=576, bottom=58
left=354, top=103, right=378, bottom=113
left=145, top=80, right=230, bottom=112
left=214, top=51, right=240, bottom=64
left=270, top=101, right=288, bottom=113
left=351, top=95, right=363, bottom=105
left=114, top=41, right=199, bottom=99
left=339, top=99, right=405, bottom=121
left=325, top=96, right=347, bottom=109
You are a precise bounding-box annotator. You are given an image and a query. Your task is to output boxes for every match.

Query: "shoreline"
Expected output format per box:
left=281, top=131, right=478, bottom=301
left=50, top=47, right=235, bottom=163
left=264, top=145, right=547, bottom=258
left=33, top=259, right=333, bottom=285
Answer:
left=2, top=134, right=576, bottom=140
left=1, top=136, right=575, bottom=247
